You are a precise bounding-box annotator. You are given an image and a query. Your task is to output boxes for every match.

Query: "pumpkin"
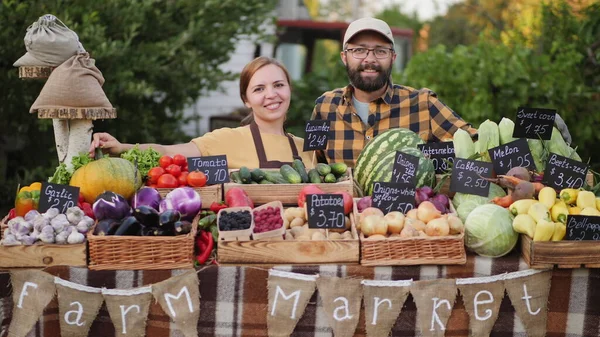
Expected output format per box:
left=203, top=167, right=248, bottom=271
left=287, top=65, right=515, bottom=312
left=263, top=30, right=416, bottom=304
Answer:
left=70, top=157, right=142, bottom=204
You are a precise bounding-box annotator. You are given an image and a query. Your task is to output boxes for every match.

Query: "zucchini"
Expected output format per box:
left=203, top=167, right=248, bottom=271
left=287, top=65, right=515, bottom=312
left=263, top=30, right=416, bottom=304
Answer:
left=308, top=169, right=322, bottom=184
left=316, top=163, right=331, bottom=176
left=292, top=159, right=309, bottom=183
left=230, top=171, right=242, bottom=183
left=323, top=173, right=337, bottom=183
left=280, top=164, right=302, bottom=184
left=329, top=162, right=348, bottom=177
left=239, top=166, right=252, bottom=184
left=251, top=168, right=266, bottom=182
left=264, top=171, right=288, bottom=184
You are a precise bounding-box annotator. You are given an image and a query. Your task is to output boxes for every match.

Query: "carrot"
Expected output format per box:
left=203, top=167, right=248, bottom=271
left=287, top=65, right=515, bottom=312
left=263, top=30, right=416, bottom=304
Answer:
left=491, top=194, right=513, bottom=208
left=485, top=175, right=547, bottom=194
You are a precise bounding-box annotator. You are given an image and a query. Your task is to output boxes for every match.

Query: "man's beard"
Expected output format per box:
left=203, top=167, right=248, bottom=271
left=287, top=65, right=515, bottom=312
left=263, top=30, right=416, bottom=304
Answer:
left=346, top=63, right=392, bottom=93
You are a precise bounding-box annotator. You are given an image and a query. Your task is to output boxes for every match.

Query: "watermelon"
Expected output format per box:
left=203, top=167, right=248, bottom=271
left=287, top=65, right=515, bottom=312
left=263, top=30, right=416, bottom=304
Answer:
left=363, top=147, right=436, bottom=195
left=354, top=128, right=424, bottom=191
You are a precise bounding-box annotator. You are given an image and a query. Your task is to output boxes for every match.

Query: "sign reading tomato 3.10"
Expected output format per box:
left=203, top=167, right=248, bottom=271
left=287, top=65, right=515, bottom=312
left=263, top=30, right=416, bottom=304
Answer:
left=187, top=155, right=229, bottom=184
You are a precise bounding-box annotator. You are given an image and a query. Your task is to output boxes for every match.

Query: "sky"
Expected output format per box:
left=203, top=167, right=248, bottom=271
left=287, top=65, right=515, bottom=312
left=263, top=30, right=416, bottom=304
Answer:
left=366, top=0, right=464, bottom=21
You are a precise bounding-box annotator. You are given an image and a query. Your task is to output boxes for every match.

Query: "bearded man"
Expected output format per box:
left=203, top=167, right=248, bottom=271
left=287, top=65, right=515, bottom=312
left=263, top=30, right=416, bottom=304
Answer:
left=309, top=17, right=478, bottom=167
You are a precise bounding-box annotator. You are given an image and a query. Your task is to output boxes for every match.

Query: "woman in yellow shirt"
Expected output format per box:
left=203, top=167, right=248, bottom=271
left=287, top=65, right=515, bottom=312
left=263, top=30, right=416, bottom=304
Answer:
left=89, top=57, right=313, bottom=169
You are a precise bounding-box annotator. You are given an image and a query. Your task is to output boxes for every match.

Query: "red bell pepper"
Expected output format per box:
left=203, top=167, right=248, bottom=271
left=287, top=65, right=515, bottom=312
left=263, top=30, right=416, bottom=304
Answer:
left=195, top=230, right=214, bottom=265
left=209, top=201, right=229, bottom=213
left=225, top=187, right=254, bottom=208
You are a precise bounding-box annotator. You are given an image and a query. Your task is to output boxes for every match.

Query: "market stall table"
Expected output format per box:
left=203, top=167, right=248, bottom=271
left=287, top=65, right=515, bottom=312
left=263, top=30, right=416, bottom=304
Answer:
left=1, top=251, right=599, bottom=337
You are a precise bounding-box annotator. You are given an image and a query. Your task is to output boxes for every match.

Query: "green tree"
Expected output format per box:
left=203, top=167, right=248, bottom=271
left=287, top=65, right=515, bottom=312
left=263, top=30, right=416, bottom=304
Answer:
left=0, top=0, right=277, bottom=214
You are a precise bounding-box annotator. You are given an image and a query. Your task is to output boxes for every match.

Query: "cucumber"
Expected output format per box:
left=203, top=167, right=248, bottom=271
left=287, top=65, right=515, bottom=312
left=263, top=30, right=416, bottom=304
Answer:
left=264, top=171, right=288, bottom=184
left=239, top=166, right=252, bottom=184
left=230, top=171, right=242, bottom=183
left=280, top=164, right=302, bottom=184
left=324, top=173, right=337, bottom=183
left=329, top=162, right=348, bottom=177
left=308, top=169, right=322, bottom=184
left=259, top=178, right=272, bottom=184
left=292, top=159, right=309, bottom=183
left=316, top=163, right=331, bottom=176
left=251, top=168, right=266, bottom=182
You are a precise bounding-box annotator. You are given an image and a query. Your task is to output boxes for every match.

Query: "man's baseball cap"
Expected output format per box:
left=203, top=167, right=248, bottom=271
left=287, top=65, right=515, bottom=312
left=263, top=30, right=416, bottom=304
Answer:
left=343, top=17, right=394, bottom=48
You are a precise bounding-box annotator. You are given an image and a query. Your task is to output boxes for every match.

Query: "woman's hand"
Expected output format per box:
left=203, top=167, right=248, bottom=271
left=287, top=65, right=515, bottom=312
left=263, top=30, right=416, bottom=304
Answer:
left=89, top=132, right=124, bottom=157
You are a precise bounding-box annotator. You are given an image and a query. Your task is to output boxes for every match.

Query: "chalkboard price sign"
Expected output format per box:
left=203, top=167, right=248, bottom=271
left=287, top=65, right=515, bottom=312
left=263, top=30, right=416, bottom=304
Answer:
left=187, top=155, right=229, bottom=184
left=450, top=158, right=493, bottom=197
left=418, top=142, right=455, bottom=174
left=391, top=151, right=420, bottom=185
left=303, top=120, right=331, bottom=151
left=566, top=215, right=600, bottom=241
left=544, top=153, right=588, bottom=190
left=306, top=194, right=345, bottom=229
left=38, top=182, right=80, bottom=214
left=512, top=107, right=555, bottom=140
left=371, top=182, right=416, bottom=215
left=488, top=138, right=535, bottom=175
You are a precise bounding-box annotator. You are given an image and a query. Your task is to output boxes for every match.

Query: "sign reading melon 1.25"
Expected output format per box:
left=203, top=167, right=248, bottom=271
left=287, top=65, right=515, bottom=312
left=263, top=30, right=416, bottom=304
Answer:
left=418, top=142, right=455, bottom=174
left=512, top=107, right=555, bottom=140
left=391, top=151, right=420, bottom=185
left=488, top=138, right=535, bottom=175
left=566, top=215, right=600, bottom=241
left=371, top=182, right=416, bottom=215
left=544, top=153, right=588, bottom=190
left=187, top=155, right=229, bottom=184
left=306, top=194, right=345, bottom=229
left=38, top=182, right=80, bottom=214
left=450, top=158, right=493, bottom=197
left=303, top=120, right=330, bottom=151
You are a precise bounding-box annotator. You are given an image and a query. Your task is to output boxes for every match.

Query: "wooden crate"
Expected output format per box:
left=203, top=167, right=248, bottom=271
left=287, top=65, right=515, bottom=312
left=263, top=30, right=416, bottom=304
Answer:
left=157, top=184, right=222, bottom=208
left=0, top=216, right=86, bottom=268
left=520, top=234, right=600, bottom=269
left=354, top=199, right=466, bottom=266
left=224, top=168, right=354, bottom=206
left=217, top=207, right=359, bottom=265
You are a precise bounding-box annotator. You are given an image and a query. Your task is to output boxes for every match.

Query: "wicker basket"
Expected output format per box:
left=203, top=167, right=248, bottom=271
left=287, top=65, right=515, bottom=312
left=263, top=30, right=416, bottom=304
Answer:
left=355, top=198, right=466, bottom=266
left=87, top=214, right=198, bottom=270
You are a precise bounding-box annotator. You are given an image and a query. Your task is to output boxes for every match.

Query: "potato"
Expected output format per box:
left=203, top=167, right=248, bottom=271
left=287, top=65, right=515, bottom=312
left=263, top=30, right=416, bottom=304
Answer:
left=328, top=232, right=342, bottom=240
left=342, top=230, right=353, bottom=240
left=290, top=226, right=305, bottom=238
left=283, top=218, right=290, bottom=229
left=284, top=208, right=296, bottom=223
left=311, top=232, right=327, bottom=240
left=288, top=207, right=305, bottom=220
left=290, top=217, right=305, bottom=228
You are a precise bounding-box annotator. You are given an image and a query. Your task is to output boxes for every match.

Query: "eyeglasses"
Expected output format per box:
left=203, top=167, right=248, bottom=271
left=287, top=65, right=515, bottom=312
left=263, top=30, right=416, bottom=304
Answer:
left=344, top=47, right=394, bottom=59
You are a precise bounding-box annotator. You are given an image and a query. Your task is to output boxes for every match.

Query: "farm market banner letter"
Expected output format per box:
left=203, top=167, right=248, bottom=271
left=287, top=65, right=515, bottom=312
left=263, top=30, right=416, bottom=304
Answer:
left=152, top=271, right=200, bottom=337
left=317, top=276, right=362, bottom=337
left=103, top=286, right=153, bottom=337
left=56, top=278, right=104, bottom=337
left=457, top=276, right=505, bottom=337
left=8, top=270, right=56, bottom=337
left=505, top=270, right=552, bottom=337
left=362, top=279, right=412, bottom=337
left=411, top=279, right=457, bottom=337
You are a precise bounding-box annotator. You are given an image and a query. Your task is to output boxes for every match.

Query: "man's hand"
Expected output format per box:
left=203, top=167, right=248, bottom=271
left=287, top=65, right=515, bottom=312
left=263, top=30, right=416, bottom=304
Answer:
left=555, top=113, right=572, bottom=145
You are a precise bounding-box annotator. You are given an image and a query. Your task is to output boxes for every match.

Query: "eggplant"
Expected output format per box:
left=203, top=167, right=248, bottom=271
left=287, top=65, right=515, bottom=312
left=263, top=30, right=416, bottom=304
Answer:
left=133, top=205, right=160, bottom=227
left=94, top=219, right=121, bottom=236
left=114, top=216, right=142, bottom=236
left=139, top=226, right=158, bottom=236
left=158, top=210, right=181, bottom=231
left=174, top=220, right=192, bottom=235
left=153, top=228, right=175, bottom=236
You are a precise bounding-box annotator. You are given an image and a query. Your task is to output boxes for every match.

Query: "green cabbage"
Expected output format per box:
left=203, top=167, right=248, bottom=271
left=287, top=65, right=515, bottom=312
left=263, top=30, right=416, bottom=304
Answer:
left=498, top=117, right=517, bottom=145
left=453, top=128, right=475, bottom=159
left=527, top=139, right=547, bottom=172
left=465, top=204, right=517, bottom=257
left=452, top=183, right=506, bottom=209
left=476, top=120, right=500, bottom=162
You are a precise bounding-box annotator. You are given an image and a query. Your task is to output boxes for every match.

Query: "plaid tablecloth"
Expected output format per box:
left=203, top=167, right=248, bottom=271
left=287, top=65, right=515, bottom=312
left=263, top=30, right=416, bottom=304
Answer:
left=1, top=250, right=600, bottom=337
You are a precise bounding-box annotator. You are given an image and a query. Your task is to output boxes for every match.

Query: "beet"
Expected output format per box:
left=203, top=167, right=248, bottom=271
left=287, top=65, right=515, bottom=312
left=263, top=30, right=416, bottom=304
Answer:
left=507, top=166, right=531, bottom=182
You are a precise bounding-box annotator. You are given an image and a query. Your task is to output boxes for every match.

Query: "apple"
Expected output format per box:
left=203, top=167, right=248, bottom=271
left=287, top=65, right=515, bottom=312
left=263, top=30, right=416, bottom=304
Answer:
left=333, top=190, right=353, bottom=215
left=384, top=211, right=405, bottom=234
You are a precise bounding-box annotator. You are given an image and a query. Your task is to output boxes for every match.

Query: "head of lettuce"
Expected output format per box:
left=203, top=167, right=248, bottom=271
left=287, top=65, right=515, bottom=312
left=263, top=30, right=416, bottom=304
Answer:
left=464, top=204, right=518, bottom=257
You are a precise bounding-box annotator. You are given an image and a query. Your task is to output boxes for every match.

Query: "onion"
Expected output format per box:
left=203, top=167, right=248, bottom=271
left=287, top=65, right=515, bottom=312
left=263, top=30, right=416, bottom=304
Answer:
left=356, top=196, right=372, bottom=213
left=361, top=214, right=387, bottom=237
left=384, top=211, right=405, bottom=234
left=417, top=201, right=442, bottom=223
left=415, top=189, right=429, bottom=206
left=425, top=217, right=450, bottom=236
left=420, top=186, right=435, bottom=197
left=430, top=199, right=448, bottom=214
left=431, top=194, right=450, bottom=209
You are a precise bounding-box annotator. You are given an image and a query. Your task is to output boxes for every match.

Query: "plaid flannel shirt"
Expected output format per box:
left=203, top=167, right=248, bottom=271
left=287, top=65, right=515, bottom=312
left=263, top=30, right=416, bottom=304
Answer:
left=310, top=82, right=477, bottom=167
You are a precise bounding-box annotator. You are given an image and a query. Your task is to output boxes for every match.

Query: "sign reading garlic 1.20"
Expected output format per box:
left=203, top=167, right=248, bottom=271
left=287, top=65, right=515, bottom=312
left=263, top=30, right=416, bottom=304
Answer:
left=38, top=182, right=80, bottom=214
left=306, top=194, right=345, bottom=229
left=187, top=155, right=229, bottom=184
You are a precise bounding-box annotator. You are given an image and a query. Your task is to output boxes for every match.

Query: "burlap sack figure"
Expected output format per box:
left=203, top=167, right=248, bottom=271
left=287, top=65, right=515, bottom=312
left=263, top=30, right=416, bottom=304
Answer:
left=505, top=270, right=552, bottom=337
left=103, top=287, right=153, bottom=337
left=56, top=278, right=104, bottom=337
left=457, top=277, right=505, bottom=337
left=8, top=270, right=56, bottom=337
left=267, top=270, right=317, bottom=337
left=14, top=14, right=81, bottom=67
left=411, top=278, right=457, bottom=337
left=362, top=280, right=411, bottom=337
left=30, top=53, right=113, bottom=111
left=316, top=277, right=362, bottom=337
left=152, top=271, right=200, bottom=337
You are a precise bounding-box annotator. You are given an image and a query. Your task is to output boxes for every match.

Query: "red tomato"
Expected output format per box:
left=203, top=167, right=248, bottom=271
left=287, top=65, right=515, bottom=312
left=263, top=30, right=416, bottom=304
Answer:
left=178, top=172, right=189, bottom=186
left=173, top=154, right=187, bottom=166
left=165, top=164, right=182, bottom=177
left=157, top=174, right=178, bottom=188
left=159, top=155, right=173, bottom=169
left=182, top=164, right=188, bottom=172
left=187, top=171, right=207, bottom=187
left=147, top=167, right=166, bottom=184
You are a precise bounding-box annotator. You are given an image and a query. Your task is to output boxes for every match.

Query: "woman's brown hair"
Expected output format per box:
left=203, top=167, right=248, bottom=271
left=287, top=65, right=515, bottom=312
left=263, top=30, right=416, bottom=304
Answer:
left=239, top=56, right=292, bottom=126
